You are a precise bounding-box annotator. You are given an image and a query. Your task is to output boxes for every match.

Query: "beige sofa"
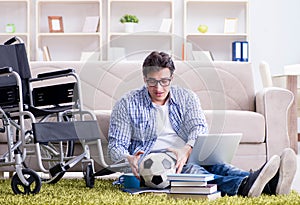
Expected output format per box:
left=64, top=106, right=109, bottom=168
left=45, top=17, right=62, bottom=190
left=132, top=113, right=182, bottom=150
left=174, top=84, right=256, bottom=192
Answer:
left=0, top=60, right=293, bottom=175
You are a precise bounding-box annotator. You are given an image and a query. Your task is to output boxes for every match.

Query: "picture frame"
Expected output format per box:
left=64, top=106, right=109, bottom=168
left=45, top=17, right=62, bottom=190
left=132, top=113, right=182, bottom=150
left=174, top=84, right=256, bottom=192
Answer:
left=224, top=18, right=238, bottom=34
left=48, top=16, right=64, bottom=33
left=159, top=18, right=172, bottom=33
left=82, top=16, right=100, bottom=32
left=192, top=51, right=214, bottom=62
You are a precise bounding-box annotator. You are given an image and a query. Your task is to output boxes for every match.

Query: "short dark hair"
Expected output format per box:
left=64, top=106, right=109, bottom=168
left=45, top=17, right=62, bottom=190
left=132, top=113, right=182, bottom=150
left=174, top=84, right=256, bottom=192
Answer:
left=142, top=51, right=175, bottom=77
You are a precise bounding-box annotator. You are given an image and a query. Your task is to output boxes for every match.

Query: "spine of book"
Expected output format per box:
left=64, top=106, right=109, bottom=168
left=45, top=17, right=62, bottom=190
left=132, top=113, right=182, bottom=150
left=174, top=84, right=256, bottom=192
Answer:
left=170, top=184, right=217, bottom=194
left=170, top=180, right=207, bottom=187
left=167, top=173, right=215, bottom=182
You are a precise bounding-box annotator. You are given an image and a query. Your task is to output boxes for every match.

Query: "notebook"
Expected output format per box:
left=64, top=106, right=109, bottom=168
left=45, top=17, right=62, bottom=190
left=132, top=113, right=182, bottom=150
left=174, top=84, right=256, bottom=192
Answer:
left=187, top=133, right=242, bottom=165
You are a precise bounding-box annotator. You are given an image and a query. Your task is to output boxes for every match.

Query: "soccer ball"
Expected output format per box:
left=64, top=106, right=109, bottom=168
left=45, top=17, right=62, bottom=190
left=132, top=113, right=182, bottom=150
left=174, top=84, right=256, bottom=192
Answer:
left=138, top=152, right=176, bottom=189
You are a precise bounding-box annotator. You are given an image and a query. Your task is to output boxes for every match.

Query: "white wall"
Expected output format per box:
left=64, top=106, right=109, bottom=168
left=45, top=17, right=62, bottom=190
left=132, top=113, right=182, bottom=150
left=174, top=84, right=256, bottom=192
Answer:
left=30, top=0, right=300, bottom=91
left=249, top=0, right=300, bottom=90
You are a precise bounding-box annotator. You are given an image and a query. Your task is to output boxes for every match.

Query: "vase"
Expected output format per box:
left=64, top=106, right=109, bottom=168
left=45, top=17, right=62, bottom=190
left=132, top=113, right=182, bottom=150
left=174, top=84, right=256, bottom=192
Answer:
left=124, top=22, right=136, bottom=33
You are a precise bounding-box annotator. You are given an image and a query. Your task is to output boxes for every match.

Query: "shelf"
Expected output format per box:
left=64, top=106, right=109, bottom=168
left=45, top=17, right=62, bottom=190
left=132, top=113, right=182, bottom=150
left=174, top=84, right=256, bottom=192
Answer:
left=0, top=0, right=30, bottom=59
left=185, top=0, right=248, bottom=2
left=37, top=33, right=101, bottom=37
left=187, top=33, right=248, bottom=37
left=36, top=0, right=102, bottom=61
left=184, top=0, right=249, bottom=61
left=107, top=0, right=174, bottom=60
left=109, top=32, right=173, bottom=36
left=110, top=0, right=172, bottom=2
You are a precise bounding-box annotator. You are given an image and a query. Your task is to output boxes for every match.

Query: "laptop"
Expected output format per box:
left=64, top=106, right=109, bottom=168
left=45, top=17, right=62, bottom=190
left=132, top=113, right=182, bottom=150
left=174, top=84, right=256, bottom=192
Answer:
left=187, top=133, right=242, bottom=166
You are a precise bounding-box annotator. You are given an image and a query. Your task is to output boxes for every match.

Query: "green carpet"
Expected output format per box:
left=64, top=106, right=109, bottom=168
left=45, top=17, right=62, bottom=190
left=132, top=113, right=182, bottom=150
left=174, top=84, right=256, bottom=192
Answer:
left=0, top=178, right=300, bottom=205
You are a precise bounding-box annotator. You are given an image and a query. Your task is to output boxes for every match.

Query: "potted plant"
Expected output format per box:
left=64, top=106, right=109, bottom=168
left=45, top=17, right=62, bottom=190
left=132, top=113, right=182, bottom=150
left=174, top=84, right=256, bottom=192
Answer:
left=120, top=14, right=139, bottom=33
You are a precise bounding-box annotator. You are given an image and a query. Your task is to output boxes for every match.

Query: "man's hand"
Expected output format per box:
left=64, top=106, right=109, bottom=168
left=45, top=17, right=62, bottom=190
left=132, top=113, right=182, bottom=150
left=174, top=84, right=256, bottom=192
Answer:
left=126, top=150, right=144, bottom=179
left=168, top=145, right=192, bottom=174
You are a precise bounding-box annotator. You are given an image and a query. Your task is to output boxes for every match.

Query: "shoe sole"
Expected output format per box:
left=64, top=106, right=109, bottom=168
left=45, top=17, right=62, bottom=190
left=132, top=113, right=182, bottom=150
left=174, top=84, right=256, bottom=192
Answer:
left=276, top=148, right=297, bottom=195
left=248, top=155, right=280, bottom=197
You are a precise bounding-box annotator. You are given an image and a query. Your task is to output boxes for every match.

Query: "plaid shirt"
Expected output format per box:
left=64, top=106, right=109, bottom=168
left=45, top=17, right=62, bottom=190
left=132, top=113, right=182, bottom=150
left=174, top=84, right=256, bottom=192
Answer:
left=108, top=85, right=208, bottom=162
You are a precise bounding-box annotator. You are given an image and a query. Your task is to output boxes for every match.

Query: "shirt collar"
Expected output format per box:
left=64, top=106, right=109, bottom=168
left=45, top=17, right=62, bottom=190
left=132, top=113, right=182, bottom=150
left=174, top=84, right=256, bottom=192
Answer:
left=142, top=85, right=178, bottom=107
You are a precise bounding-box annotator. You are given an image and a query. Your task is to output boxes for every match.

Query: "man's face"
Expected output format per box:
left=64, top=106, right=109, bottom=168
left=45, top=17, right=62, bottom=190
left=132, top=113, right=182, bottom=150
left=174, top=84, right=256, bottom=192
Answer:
left=144, top=67, right=173, bottom=105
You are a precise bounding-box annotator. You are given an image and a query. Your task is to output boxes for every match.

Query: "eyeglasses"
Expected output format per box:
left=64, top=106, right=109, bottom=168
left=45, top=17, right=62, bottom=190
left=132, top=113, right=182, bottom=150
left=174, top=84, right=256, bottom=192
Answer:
left=146, top=77, right=172, bottom=87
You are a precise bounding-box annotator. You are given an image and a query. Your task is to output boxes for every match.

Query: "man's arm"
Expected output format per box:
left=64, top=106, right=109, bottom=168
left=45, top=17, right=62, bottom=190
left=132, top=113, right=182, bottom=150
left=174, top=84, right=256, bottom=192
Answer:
left=185, top=91, right=208, bottom=144
left=108, top=99, right=132, bottom=162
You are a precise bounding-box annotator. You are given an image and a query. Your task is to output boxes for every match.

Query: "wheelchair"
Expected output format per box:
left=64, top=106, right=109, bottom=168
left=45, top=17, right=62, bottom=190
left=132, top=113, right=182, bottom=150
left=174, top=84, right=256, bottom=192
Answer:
left=0, top=36, right=123, bottom=194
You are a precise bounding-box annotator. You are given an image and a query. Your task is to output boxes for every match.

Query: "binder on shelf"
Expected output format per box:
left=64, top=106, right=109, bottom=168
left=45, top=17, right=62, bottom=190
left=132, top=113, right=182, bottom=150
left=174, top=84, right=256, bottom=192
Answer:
left=232, top=41, right=248, bottom=62
left=241, top=41, right=248, bottom=62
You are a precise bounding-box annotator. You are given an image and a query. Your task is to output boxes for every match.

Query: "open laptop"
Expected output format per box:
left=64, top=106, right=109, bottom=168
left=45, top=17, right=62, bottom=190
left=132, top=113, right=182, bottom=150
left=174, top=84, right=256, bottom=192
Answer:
left=187, top=133, right=242, bottom=166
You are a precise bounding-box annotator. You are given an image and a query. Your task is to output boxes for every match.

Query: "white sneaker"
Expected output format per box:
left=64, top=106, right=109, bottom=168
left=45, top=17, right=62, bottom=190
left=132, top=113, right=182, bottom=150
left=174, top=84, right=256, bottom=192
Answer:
left=247, top=155, right=280, bottom=197
left=276, top=148, right=297, bottom=195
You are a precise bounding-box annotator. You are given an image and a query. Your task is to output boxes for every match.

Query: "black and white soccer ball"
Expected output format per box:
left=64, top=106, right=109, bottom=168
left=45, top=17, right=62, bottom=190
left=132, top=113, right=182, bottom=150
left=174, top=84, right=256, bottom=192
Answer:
left=138, top=152, right=176, bottom=189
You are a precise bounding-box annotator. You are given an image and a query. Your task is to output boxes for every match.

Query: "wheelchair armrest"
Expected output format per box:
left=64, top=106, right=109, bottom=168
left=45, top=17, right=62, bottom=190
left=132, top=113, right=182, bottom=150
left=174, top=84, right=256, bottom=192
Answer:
left=0, top=67, right=13, bottom=74
left=36, top=68, right=75, bottom=79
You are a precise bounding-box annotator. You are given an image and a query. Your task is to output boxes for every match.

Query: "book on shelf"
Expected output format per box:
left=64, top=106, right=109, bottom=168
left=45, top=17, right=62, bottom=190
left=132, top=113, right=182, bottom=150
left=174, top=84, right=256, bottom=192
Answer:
left=167, top=173, right=215, bottom=182
left=42, top=46, right=51, bottom=61
left=168, top=191, right=221, bottom=201
left=170, top=184, right=217, bottom=195
left=170, top=180, right=207, bottom=187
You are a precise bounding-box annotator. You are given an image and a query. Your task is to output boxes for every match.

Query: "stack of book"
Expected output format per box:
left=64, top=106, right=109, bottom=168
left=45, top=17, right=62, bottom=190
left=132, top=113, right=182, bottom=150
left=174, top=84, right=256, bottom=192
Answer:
left=167, top=173, right=221, bottom=200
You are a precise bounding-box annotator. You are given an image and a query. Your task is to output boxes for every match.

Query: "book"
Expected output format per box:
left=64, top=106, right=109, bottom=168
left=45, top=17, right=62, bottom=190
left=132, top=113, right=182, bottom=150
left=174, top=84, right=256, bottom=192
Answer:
left=170, top=184, right=217, bottom=194
left=42, top=46, right=51, bottom=61
left=121, top=187, right=170, bottom=195
left=170, top=180, right=207, bottom=187
left=168, top=191, right=221, bottom=200
left=167, top=173, right=215, bottom=182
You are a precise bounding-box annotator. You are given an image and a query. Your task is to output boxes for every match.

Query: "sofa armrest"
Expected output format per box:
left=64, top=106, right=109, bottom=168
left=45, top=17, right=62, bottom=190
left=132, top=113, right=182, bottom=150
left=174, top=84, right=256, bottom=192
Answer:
left=256, top=87, right=294, bottom=158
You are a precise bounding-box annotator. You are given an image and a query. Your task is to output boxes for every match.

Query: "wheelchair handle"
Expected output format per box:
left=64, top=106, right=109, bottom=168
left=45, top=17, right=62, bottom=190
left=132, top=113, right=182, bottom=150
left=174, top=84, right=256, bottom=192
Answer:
left=0, top=67, right=13, bottom=74
left=36, top=68, right=75, bottom=79
left=4, top=36, right=24, bottom=45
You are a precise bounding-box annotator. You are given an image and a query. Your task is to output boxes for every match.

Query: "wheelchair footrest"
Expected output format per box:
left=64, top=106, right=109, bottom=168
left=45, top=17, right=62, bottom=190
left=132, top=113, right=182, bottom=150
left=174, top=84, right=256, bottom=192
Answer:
left=49, top=163, right=67, bottom=177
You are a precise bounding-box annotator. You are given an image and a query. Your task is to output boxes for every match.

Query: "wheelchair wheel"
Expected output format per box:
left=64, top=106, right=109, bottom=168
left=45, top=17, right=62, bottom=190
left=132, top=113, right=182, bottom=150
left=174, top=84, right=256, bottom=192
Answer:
left=11, top=168, right=42, bottom=195
left=84, top=164, right=95, bottom=188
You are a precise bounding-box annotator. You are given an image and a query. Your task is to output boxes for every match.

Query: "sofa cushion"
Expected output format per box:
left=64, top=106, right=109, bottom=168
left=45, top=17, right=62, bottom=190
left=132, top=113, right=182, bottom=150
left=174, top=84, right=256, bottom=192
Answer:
left=93, top=109, right=265, bottom=144
left=204, top=110, right=265, bottom=143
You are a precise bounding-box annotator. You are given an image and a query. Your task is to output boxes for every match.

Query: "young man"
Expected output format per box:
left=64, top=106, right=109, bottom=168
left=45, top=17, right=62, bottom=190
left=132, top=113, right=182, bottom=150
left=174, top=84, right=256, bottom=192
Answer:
left=108, top=51, right=297, bottom=197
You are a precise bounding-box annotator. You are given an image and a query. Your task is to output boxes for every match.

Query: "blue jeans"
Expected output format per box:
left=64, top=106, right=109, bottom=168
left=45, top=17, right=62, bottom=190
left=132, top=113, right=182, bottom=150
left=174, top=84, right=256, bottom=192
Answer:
left=181, top=162, right=250, bottom=196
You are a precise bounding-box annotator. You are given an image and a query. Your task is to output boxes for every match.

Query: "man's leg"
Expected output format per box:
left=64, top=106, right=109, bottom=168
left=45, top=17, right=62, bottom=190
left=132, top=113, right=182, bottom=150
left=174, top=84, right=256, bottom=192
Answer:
left=182, top=162, right=246, bottom=196
left=195, top=155, right=280, bottom=197
left=238, top=155, right=280, bottom=197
